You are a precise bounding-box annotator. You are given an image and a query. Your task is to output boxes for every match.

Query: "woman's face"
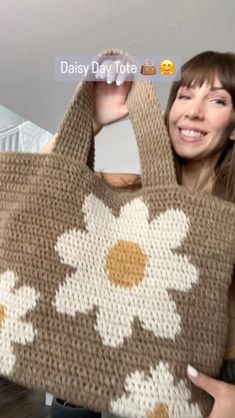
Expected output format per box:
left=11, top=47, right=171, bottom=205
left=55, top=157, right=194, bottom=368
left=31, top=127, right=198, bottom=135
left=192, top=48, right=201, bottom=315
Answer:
left=168, top=76, right=235, bottom=160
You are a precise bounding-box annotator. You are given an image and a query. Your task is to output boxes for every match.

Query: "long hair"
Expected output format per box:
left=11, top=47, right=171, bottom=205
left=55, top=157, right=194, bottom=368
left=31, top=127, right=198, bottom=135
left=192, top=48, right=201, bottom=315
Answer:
left=164, top=50, right=235, bottom=203
left=101, top=51, right=235, bottom=203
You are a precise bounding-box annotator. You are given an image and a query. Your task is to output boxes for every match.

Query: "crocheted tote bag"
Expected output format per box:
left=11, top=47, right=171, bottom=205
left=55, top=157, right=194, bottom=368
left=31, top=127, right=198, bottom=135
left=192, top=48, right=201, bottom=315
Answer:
left=0, top=49, right=234, bottom=418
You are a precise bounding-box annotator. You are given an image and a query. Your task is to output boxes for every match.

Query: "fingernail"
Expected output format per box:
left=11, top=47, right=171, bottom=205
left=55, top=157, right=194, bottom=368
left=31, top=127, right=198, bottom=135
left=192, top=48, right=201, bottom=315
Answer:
left=116, top=80, right=123, bottom=86
left=187, top=365, right=199, bottom=378
left=107, top=77, right=115, bottom=84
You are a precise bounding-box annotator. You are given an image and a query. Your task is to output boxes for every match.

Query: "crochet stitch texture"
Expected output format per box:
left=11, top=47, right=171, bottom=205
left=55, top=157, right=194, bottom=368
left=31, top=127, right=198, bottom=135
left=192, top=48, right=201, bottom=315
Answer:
left=0, top=49, right=234, bottom=418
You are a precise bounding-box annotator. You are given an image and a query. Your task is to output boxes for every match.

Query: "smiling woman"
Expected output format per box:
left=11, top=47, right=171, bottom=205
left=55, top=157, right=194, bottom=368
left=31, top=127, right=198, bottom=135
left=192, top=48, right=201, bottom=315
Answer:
left=169, top=80, right=234, bottom=150
left=96, top=50, right=235, bottom=418
left=164, top=51, right=235, bottom=201
left=42, top=50, right=235, bottom=418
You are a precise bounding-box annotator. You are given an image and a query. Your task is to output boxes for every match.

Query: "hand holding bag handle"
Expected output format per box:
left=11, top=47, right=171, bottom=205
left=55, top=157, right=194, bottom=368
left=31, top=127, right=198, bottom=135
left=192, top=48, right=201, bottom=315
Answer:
left=53, top=48, right=177, bottom=189
left=1, top=48, right=234, bottom=418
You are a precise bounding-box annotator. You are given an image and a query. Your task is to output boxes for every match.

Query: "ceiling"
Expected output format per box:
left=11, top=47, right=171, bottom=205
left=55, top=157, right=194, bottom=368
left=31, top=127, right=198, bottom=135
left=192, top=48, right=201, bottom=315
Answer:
left=1, top=0, right=234, bottom=133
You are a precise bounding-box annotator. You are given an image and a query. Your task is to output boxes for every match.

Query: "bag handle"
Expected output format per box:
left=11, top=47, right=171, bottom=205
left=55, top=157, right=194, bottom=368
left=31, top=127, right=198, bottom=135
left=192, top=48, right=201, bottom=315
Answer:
left=54, top=49, right=177, bottom=188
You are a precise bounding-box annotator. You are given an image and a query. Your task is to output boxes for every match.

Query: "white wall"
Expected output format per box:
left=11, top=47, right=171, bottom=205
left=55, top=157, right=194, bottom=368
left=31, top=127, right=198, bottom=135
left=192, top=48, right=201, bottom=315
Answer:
left=0, top=0, right=234, bottom=132
left=0, top=0, right=234, bottom=172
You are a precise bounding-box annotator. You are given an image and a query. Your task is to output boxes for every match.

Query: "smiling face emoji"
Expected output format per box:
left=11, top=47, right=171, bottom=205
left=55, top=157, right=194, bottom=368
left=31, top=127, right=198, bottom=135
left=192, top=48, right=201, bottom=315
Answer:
left=160, top=59, right=175, bottom=75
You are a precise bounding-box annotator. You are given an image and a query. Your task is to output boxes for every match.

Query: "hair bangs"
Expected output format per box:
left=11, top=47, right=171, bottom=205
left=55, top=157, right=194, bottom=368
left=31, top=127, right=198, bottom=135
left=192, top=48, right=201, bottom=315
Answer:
left=163, top=50, right=235, bottom=203
left=180, top=51, right=235, bottom=106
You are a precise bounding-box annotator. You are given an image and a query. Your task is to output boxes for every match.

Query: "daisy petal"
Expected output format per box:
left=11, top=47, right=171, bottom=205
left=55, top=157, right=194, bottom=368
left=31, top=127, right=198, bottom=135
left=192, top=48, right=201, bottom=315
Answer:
left=95, top=307, right=133, bottom=347
left=149, top=209, right=190, bottom=250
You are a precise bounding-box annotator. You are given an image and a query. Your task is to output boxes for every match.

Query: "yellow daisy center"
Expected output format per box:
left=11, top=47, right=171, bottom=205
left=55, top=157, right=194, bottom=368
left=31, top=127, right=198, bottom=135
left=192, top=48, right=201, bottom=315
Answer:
left=0, top=304, right=6, bottom=327
left=147, top=402, right=169, bottom=418
left=104, top=240, right=147, bottom=288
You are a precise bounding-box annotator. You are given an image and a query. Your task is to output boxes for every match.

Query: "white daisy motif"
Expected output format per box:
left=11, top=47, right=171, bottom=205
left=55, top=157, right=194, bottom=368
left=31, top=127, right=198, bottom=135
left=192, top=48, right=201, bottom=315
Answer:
left=110, top=361, right=203, bottom=418
left=54, top=193, right=199, bottom=347
left=0, top=270, right=40, bottom=375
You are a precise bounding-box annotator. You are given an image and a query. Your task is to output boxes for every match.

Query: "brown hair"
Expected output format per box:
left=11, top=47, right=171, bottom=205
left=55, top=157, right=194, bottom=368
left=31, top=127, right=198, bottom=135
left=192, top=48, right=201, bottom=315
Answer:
left=165, top=50, right=235, bottom=203
left=101, top=51, right=235, bottom=203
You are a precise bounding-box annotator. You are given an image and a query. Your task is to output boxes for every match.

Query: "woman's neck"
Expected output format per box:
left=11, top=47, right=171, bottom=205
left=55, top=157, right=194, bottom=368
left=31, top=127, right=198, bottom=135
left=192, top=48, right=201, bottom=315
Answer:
left=180, top=152, right=221, bottom=193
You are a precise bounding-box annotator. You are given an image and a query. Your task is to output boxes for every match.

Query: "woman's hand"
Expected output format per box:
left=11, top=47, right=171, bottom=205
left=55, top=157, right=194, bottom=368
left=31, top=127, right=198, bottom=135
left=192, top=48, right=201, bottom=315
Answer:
left=187, top=365, right=235, bottom=418
left=93, top=59, right=132, bottom=130
left=41, top=58, right=132, bottom=154
left=94, top=172, right=140, bottom=187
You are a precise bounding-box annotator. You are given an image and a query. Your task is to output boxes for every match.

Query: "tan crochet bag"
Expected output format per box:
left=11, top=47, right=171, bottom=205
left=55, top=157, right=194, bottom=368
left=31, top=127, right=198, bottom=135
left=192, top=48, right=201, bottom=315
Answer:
left=0, top=49, right=234, bottom=418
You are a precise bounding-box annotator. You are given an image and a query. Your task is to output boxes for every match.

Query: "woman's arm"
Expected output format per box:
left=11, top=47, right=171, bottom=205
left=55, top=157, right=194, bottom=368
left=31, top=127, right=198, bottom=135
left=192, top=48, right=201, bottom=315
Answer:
left=40, top=133, right=58, bottom=154
left=39, top=131, right=141, bottom=189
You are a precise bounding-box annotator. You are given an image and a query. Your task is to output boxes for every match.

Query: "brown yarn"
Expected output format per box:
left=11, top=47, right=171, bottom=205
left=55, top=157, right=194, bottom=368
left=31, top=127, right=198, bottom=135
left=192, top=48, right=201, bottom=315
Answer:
left=0, top=49, right=234, bottom=418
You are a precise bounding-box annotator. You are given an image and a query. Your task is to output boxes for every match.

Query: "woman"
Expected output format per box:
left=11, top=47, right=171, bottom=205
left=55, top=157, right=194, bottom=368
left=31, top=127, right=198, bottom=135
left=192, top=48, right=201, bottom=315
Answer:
left=42, top=50, right=235, bottom=418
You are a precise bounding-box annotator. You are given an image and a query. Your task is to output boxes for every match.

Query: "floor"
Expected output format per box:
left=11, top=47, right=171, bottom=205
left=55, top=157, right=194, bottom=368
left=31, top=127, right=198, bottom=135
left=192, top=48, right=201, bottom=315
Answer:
left=0, top=378, right=51, bottom=418
left=0, top=379, right=118, bottom=418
